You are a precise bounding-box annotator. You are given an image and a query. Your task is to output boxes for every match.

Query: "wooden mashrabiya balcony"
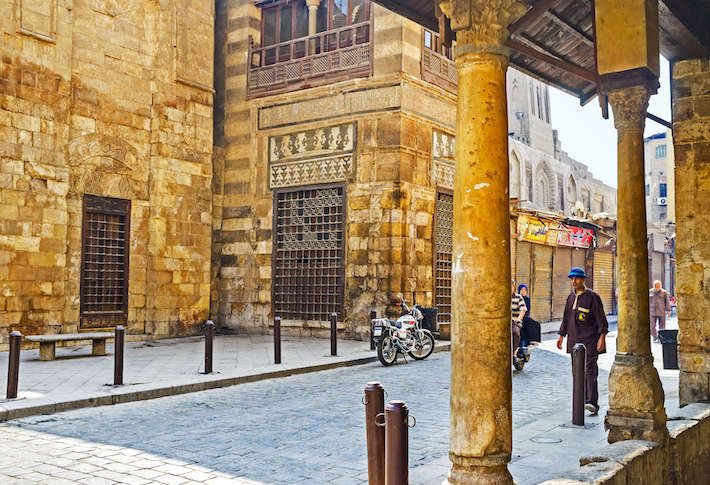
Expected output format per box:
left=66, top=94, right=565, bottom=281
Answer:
left=248, top=21, right=373, bottom=98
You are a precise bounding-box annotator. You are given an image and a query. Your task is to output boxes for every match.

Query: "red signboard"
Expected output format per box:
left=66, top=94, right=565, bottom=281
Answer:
left=557, top=225, right=594, bottom=248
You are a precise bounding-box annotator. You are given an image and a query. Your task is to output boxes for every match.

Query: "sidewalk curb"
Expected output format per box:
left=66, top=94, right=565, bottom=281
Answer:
left=0, top=343, right=451, bottom=423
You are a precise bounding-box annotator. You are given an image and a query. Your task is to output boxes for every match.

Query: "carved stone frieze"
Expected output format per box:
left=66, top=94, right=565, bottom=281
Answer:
left=67, top=134, right=148, bottom=200
left=433, top=160, right=455, bottom=190
left=433, top=129, right=456, bottom=161
left=270, top=155, right=354, bottom=189
left=608, top=85, right=651, bottom=131
left=270, top=123, right=355, bottom=162
left=438, top=0, right=527, bottom=47
left=432, top=130, right=456, bottom=189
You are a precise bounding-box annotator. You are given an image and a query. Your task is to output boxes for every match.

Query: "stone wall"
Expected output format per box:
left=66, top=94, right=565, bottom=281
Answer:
left=0, top=0, right=214, bottom=348
left=672, top=56, right=710, bottom=404
left=539, top=404, right=710, bottom=484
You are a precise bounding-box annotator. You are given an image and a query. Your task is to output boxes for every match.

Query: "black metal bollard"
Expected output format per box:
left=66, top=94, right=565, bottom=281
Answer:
left=114, top=325, right=125, bottom=386
left=369, top=309, right=377, bottom=351
left=364, top=382, right=385, bottom=485
left=274, top=316, right=282, bottom=364
left=6, top=331, right=21, bottom=399
left=572, top=343, right=587, bottom=426
left=385, top=400, right=409, bottom=485
left=330, top=312, right=337, bottom=356
left=204, top=320, right=215, bottom=374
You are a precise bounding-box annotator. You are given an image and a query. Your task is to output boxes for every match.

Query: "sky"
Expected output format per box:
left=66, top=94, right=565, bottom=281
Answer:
left=548, top=57, right=672, bottom=188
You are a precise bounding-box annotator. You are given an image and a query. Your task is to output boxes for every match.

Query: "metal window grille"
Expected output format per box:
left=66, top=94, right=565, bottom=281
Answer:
left=273, top=186, right=345, bottom=321
left=434, top=192, right=453, bottom=323
left=80, top=195, right=130, bottom=328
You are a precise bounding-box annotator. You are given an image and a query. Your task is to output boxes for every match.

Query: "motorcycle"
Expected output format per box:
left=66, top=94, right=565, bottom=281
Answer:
left=371, top=301, right=436, bottom=366
left=513, top=341, right=533, bottom=371
left=513, top=318, right=540, bottom=371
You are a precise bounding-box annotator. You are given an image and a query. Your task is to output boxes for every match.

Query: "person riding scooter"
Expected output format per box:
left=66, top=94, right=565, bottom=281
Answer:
left=517, top=284, right=541, bottom=351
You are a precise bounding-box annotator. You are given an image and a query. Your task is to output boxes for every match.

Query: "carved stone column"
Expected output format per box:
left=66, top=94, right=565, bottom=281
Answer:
left=604, top=84, right=668, bottom=444
left=439, top=1, right=526, bottom=484
left=306, top=0, right=320, bottom=54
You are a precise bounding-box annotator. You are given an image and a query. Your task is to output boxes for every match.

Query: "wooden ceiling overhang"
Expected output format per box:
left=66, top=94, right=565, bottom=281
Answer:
left=370, top=0, right=710, bottom=104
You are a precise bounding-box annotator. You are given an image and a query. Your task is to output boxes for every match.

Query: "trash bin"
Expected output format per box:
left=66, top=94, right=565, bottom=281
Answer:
left=419, top=307, right=438, bottom=333
left=658, top=329, right=679, bottom=370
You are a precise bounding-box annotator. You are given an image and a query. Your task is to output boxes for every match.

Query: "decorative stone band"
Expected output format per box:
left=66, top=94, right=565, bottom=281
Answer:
left=605, top=414, right=661, bottom=432
left=449, top=451, right=512, bottom=467
left=270, top=154, right=354, bottom=189
left=614, top=353, right=655, bottom=365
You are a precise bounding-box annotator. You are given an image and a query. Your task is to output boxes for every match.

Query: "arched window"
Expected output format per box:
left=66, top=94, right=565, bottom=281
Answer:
left=510, top=152, right=521, bottom=199
left=535, top=174, right=550, bottom=209
left=567, top=175, right=578, bottom=208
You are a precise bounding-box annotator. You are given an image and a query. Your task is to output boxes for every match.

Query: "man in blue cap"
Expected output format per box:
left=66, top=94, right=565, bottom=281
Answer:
left=556, top=267, right=609, bottom=415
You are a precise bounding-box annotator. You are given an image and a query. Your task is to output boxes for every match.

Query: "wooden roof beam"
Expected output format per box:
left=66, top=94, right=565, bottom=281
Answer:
left=506, top=38, right=598, bottom=84
left=545, top=10, right=594, bottom=47
left=509, top=0, right=564, bottom=35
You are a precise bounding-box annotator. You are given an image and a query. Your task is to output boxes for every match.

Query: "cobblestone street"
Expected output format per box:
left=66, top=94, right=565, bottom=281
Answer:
left=1, top=347, right=611, bottom=484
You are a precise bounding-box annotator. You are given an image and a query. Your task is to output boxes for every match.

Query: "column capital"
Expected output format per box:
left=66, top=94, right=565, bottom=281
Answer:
left=306, top=0, right=321, bottom=8
left=439, top=0, right=527, bottom=54
left=608, top=84, right=651, bottom=131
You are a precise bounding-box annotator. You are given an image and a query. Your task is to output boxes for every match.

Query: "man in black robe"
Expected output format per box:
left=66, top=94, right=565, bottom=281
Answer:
left=556, top=267, right=608, bottom=415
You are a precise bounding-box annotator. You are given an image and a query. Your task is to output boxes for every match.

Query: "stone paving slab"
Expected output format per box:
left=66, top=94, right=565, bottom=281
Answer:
left=5, top=345, right=612, bottom=485
left=0, top=333, right=449, bottom=422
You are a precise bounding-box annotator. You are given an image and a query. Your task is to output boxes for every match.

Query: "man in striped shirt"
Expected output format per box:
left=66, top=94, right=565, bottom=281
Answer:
left=511, top=279, right=528, bottom=360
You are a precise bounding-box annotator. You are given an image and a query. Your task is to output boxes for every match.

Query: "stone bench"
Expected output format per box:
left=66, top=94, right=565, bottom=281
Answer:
left=25, top=333, right=114, bottom=361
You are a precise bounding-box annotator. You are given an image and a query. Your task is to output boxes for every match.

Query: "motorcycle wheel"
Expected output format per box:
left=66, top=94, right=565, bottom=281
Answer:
left=408, top=330, right=435, bottom=360
left=377, top=335, right=398, bottom=366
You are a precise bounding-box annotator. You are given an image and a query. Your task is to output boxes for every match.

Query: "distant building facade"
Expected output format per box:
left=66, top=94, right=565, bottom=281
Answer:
left=644, top=130, right=676, bottom=294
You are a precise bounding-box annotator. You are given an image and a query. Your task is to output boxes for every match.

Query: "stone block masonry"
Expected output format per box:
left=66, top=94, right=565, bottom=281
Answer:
left=672, top=56, right=710, bottom=405
left=0, top=0, right=214, bottom=348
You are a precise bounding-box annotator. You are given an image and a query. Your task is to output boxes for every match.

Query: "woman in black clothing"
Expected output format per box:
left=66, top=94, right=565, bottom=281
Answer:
left=517, top=284, right=541, bottom=347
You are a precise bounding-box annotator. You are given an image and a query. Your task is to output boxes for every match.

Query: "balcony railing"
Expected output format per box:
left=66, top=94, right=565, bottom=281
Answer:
left=422, top=31, right=457, bottom=94
left=248, top=21, right=372, bottom=98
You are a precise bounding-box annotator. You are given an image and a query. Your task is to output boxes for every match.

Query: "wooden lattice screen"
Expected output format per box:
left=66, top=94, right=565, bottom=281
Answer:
left=434, top=191, right=453, bottom=323
left=273, top=186, right=345, bottom=321
left=80, top=195, right=130, bottom=328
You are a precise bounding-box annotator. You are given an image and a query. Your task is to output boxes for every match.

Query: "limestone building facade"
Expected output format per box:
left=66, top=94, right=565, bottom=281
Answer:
left=0, top=0, right=215, bottom=348
left=644, top=130, right=676, bottom=293
left=213, top=0, right=617, bottom=338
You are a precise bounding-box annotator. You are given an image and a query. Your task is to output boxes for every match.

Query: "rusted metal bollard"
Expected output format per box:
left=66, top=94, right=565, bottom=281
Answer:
left=572, top=343, right=587, bottom=426
left=274, top=316, right=282, bottom=364
left=385, top=400, right=411, bottom=485
left=330, top=312, right=337, bottom=356
left=204, top=320, right=215, bottom=374
left=6, top=331, right=22, bottom=399
left=364, top=382, right=385, bottom=485
left=114, top=325, right=125, bottom=386
left=369, top=309, right=377, bottom=351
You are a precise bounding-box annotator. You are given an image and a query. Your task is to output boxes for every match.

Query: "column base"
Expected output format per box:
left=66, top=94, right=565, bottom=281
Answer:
left=445, top=454, right=513, bottom=485
left=605, top=354, right=668, bottom=444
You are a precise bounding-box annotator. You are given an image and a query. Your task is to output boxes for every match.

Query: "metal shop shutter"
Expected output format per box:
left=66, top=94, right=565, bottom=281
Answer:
left=515, top=241, right=532, bottom=291
left=593, top=250, right=614, bottom=314
left=531, top=244, right=553, bottom=322
left=552, top=247, right=572, bottom=320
